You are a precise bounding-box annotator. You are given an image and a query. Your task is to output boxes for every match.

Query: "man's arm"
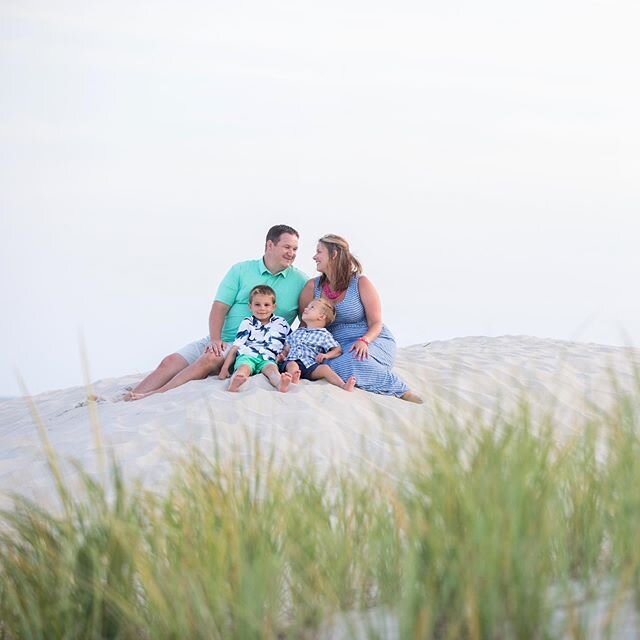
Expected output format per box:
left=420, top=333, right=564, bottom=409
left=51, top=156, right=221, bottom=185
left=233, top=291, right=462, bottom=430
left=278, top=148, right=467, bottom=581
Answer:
left=205, top=300, right=231, bottom=356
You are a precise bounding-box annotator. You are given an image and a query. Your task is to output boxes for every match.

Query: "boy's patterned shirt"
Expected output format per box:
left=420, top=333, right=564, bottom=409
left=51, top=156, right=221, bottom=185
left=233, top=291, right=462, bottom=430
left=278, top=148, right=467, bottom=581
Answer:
left=285, top=327, right=340, bottom=368
left=233, top=315, right=291, bottom=360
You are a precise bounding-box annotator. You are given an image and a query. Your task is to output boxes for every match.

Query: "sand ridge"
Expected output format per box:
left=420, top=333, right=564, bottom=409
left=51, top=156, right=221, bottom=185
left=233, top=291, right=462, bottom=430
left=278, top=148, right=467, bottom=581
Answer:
left=1, top=335, right=639, bottom=508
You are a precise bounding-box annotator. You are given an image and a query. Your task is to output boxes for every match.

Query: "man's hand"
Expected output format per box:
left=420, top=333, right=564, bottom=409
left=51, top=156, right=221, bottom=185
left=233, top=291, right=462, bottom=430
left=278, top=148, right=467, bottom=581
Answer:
left=205, top=339, right=225, bottom=357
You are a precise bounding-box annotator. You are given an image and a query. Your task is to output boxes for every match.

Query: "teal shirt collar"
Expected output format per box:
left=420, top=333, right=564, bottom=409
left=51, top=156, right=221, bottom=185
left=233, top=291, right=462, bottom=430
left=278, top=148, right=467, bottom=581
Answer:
left=259, top=258, right=289, bottom=278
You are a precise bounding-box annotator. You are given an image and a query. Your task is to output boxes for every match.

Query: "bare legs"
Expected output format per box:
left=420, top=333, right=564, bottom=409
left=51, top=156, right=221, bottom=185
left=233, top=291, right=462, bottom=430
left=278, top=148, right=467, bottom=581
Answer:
left=263, top=364, right=292, bottom=392
left=228, top=364, right=291, bottom=393
left=125, top=352, right=225, bottom=401
left=127, top=354, right=188, bottom=396
left=125, top=353, right=414, bottom=400
left=284, top=361, right=355, bottom=391
left=228, top=365, right=250, bottom=392
left=309, top=364, right=356, bottom=391
left=284, top=361, right=302, bottom=384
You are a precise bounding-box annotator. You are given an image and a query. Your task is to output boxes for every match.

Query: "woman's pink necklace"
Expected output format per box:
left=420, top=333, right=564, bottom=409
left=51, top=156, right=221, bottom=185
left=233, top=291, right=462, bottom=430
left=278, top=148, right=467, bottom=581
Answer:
left=322, top=281, right=343, bottom=301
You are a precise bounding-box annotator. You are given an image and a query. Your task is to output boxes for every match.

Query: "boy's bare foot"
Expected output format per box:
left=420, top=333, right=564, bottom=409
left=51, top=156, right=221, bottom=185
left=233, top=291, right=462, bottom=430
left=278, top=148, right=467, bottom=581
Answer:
left=279, top=372, right=292, bottom=393
left=229, top=373, right=248, bottom=392
left=291, top=369, right=301, bottom=384
left=344, top=376, right=356, bottom=392
left=401, top=390, right=424, bottom=404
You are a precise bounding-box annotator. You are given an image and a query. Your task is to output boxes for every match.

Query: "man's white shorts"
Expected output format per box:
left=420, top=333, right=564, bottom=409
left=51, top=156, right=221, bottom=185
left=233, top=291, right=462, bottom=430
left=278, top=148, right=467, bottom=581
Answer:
left=176, top=336, right=231, bottom=366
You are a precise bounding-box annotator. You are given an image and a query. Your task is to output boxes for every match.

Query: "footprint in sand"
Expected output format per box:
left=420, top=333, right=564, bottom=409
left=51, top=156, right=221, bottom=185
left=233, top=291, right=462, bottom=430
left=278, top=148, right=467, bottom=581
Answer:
left=74, top=395, right=106, bottom=408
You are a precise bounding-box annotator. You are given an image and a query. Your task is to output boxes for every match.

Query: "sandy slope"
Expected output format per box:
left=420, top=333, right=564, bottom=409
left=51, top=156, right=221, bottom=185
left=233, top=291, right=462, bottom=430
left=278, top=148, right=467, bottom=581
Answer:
left=1, top=335, right=638, bottom=508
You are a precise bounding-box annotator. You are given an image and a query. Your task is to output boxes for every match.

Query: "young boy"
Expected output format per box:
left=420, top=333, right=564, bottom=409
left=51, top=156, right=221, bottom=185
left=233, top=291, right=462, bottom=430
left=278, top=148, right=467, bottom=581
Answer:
left=219, top=285, right=293, bottom=392
left=276, top=298, right=356, bottom=391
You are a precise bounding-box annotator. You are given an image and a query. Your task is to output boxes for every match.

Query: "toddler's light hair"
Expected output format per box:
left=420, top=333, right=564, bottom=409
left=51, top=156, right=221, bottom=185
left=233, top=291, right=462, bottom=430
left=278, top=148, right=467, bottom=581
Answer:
left=315, top=297, right=336, bottom=325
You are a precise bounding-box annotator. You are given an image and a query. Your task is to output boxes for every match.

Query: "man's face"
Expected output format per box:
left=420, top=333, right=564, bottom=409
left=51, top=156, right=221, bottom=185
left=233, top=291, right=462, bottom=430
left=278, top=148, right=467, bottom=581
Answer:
left=266, top=233, right=299, bottom=272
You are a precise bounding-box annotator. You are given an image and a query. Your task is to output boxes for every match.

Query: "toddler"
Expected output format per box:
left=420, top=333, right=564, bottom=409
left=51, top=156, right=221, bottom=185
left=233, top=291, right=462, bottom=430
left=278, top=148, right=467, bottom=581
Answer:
left=277, top=298, right=356, bottom=391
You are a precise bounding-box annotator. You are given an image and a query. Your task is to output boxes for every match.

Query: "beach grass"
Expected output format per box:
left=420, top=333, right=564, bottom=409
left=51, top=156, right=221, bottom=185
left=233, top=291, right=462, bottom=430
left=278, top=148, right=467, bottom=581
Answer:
left=1, top=394, right=640, bottom=638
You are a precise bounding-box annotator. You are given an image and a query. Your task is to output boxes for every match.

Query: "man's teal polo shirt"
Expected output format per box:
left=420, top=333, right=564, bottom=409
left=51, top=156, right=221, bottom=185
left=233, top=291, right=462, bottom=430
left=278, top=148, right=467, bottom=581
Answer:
left=215, top=259, right=308, bottom=342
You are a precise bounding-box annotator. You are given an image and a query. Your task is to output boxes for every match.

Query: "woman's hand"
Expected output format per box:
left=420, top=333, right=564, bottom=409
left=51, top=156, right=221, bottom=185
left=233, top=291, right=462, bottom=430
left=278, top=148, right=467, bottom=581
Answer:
left=349, top=339, right=369, bottom=361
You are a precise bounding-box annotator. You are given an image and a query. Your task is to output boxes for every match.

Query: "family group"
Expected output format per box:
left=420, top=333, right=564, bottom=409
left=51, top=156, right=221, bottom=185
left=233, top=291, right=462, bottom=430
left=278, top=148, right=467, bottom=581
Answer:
left=125, top=225, right=422, bottom=404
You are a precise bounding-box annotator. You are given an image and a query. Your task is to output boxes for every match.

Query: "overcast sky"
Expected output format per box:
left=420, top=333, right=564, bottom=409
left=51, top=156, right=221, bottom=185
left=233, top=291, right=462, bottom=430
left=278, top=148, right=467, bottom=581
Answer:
left=1, top=0, right=639, bottom=396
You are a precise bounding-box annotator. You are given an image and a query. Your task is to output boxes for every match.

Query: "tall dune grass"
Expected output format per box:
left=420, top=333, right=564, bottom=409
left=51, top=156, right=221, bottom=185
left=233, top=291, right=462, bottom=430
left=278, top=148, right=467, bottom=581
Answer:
left=1, top=393, right=640, bottom=638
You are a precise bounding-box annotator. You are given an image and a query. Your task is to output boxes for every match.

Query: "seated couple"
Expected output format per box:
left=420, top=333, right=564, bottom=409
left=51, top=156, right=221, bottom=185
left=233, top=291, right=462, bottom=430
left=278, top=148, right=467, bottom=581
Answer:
left=125, top=224, right=422, bottom=403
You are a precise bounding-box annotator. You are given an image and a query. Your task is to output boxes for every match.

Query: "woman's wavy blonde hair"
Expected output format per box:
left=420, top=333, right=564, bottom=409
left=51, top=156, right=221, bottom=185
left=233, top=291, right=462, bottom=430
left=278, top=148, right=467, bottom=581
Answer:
left=318, top=234, right=363, bottom=292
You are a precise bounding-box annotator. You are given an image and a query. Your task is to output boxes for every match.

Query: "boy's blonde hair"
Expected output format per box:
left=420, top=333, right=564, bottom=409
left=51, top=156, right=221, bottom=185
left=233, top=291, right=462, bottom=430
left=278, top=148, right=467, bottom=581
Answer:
left=315, top=297, right=336, bottom=326
left=249, top=284, right=276, bottom=304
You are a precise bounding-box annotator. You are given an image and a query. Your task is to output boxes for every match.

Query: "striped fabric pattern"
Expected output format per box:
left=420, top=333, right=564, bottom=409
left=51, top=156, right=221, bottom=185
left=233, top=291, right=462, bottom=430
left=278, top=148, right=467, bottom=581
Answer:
left=313, top=276, right=409, bottom=397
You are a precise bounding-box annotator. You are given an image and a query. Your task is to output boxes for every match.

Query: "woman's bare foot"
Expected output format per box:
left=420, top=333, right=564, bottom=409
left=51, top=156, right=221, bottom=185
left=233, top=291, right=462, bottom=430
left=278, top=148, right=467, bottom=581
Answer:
left=228, top=373, right=248, bottom=392
left=344, top=376, right=356, bottom=392
left=290, top=369, right=301, bottom=384
left=278, top=372, right=292, bottom=393
left=401, top=390, right=424, bottom=404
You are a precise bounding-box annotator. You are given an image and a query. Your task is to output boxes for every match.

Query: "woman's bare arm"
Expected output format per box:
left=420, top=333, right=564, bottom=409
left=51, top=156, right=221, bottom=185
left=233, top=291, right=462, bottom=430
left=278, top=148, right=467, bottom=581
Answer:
left=297, top=279, right=315, bottom=328
left=350, top=276, right=383, bottom=360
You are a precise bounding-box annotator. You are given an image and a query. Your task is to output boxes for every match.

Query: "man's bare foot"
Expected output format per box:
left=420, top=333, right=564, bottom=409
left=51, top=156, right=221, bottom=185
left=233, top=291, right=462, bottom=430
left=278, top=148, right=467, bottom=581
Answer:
left=290, top=369, right=301, bottom=384
left=278, top=372, right=292, bottom=393
left=401, top=390, right=424, bottom=404
left=124, top=391, right=155, bottom=402
left=344, top=376, right=356, bottom=392
left=228, top=373, right=248, bottom=392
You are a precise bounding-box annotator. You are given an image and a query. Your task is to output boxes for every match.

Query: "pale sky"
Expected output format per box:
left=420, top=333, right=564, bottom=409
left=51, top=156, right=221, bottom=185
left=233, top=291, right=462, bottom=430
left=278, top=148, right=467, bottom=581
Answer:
left=1, top=0, right=639, bottom=396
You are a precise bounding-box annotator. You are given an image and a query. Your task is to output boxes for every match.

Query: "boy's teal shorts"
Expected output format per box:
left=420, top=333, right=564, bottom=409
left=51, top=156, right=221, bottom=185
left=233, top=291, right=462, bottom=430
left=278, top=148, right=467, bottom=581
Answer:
left=234, top=355, right=276, bottom=375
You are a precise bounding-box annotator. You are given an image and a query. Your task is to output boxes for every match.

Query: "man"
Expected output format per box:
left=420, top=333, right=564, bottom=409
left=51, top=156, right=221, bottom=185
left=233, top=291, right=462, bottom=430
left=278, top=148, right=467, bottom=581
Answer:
left=126, top=224, right=307, bottom=400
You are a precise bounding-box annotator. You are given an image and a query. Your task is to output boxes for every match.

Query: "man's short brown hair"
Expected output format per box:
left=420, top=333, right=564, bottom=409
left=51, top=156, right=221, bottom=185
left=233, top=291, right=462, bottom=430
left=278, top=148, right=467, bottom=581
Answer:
left=266, top=225, right=299, bottom=246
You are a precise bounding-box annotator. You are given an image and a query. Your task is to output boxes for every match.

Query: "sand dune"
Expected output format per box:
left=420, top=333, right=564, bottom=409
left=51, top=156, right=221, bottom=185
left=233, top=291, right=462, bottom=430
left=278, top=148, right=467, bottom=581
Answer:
left=1, top=335, right=638, bottom=509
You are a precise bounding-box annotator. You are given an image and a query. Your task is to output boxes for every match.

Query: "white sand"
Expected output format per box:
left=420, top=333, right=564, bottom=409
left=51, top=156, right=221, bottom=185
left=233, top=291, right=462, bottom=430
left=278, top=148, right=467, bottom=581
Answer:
left=1, top=335, right=640, bottom=637
left=1, top=335, right=639, bottom=509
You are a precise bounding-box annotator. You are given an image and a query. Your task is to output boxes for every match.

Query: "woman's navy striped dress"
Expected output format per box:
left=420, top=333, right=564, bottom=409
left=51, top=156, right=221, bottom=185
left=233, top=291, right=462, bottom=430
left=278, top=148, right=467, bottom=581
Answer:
left=314, top=276, right=409, bottom=396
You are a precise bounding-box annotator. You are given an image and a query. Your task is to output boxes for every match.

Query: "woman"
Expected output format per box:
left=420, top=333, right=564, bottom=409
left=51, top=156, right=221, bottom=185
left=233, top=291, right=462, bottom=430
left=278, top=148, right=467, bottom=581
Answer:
left=298, top=234, right=423, bottom=403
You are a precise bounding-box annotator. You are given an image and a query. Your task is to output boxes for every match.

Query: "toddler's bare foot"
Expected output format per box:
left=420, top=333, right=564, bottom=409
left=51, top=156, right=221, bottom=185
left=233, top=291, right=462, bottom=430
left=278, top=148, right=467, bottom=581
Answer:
left=344, top=376, right=356, bottom=392
left=279, top=372, right=292, bottom=393
left=229, top=373, right=248, bottom=392
left=291, top=369, right=301, bottom=384
left=401, top=390, right=424, bottom=404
